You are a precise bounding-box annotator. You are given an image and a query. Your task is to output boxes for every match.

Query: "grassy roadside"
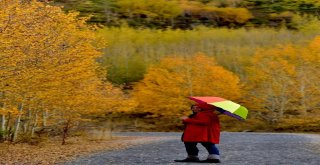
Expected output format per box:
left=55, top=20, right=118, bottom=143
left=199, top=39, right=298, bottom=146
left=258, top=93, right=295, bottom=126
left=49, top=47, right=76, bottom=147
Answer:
left=0, top=136, right=161, bottom=164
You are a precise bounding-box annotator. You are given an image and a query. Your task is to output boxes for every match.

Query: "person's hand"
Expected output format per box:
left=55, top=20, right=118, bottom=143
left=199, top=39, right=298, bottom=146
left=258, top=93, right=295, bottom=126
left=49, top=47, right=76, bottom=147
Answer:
left=180, top=116, right=188, bottom=120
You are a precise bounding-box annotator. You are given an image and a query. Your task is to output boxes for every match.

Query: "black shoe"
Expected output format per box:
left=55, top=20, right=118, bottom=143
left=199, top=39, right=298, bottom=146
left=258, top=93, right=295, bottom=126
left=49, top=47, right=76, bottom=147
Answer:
left=174, top=157, right=200, bottom=162
left=200, top=159, right=221, bottom=163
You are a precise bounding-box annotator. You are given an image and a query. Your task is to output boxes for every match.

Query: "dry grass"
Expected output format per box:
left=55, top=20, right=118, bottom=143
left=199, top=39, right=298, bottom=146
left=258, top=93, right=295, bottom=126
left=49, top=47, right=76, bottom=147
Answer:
left=0, top=135, right=161, bottom=165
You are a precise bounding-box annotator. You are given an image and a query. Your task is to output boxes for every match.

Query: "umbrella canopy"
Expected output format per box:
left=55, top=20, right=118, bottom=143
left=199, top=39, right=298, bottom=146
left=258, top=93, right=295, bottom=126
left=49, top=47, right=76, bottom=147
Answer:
left=189, top=96, right=248, bottom=120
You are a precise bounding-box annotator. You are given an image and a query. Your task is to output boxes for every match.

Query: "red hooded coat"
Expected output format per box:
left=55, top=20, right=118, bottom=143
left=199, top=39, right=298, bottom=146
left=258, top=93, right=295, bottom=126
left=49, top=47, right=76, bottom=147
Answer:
left=182, top=110, right=220, bottom=144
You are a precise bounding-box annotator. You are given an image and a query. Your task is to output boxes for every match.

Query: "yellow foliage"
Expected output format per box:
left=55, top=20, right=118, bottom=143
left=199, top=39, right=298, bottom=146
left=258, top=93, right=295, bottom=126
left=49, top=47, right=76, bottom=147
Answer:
left=178, top=0, right=204, bottom=15
left=0, top=0, right=124, bottom=141
left=204, top=7, right=253, bottom=24
left=269, top=11, right=294, bottom=20
left=275, top=116, right=320, bottom=132
left=246, top=37, right=320, bottom=121
left=117, top=0, right=182, bottom=19
left=133, top=53, right=241, bottom=117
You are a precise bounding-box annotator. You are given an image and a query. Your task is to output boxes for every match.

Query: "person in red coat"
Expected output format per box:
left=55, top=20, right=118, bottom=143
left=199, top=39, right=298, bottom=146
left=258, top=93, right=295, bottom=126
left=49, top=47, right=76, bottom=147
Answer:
left=174, top=104, right=221, bottom=163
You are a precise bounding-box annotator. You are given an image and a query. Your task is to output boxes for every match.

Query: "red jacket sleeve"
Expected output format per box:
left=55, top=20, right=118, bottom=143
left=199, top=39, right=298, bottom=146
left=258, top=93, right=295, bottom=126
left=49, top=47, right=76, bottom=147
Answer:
left=183, top=113, right=210, bottom=125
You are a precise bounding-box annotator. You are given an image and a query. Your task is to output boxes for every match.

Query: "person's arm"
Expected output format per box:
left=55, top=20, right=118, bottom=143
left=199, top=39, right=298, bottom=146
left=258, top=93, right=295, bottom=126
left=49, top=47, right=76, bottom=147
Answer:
left=183, top=114, right=210, bottom=125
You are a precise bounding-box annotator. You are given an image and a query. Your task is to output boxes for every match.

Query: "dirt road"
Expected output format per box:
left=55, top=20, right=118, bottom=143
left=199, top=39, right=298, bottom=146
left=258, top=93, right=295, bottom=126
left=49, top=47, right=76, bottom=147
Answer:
left=65, top=132, right=320, bottom=165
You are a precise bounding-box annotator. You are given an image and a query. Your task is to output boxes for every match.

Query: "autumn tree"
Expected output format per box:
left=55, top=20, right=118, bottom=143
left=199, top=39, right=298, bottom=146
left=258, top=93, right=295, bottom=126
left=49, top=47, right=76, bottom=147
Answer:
left=245, top=48, right=296, bottom=123
left=176, top=0, right=252, bottom=28
left=0, top=0, right=124, bottom=143
left=53, top=0, right=121, bottom=25
left=116, top=0, right=182, bottom=28
left=245, top=37, right=320, bottom=126
left=132, top=53, right=242, bottom=117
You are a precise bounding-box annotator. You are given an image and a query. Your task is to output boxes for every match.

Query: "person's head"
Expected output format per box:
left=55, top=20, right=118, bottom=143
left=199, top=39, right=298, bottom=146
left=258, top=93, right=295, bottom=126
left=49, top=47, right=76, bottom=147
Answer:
left=197, top=103, right=216, bottom=111
left=190, top=105, right=202, bottom=113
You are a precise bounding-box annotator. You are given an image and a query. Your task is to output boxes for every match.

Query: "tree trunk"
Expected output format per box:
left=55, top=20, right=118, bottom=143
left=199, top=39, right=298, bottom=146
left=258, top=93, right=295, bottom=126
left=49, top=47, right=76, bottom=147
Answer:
left=1, top=114, right=6, bottom=139
left=278, top=83, right=288, bottom=119
left=62, top=119, right=70, bottom=145
left=31, top=112, right=38, bottom=137
left=43, top=109, right=48, bottom=127
left=298, top=69, right=307, bottom=115
left=23, top=105, right=31, bottom=134
left=171, top=18, right=175, bottom=27
left=1, top=114, right=5, bottom=131
left=0, top=92, right=6, bottom=139
left=13, top=102, right=24, bottom=142
left=6, top=113, right=11, bottom=134
left=186, top=63, right=193, bottom=96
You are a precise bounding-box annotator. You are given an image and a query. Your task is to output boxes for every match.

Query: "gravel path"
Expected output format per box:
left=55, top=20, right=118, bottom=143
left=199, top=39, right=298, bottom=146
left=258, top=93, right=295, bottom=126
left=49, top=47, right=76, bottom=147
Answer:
left=65, top=132, right=320, bottom=165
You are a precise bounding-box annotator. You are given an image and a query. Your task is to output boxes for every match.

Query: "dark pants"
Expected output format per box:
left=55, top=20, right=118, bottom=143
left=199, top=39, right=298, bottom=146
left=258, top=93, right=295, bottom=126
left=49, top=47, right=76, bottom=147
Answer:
left=184, top=142, right=220, bottom=156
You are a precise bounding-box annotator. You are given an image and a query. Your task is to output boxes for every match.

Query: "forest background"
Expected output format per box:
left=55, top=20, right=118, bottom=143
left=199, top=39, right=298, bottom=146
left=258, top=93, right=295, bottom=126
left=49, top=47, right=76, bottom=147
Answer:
left=1, top=0, right=320, bottom=145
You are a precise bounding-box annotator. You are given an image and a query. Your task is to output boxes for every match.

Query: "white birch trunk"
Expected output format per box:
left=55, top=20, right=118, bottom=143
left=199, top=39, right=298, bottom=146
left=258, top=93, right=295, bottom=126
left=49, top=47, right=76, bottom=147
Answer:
left=13, top=102, right=24, bottom=142
left=43, top=109, right=48, bottom=127
left=0, top=92, right=6, bottom=136
left=1, top=114, right=6, bottom=139
left=298, top=68, right=307, bottom=115
left=186, top=62, right=193, bottom=96
left=31, top=112, right=38, bottom=137
left=1, top=114, right=5, bottom=131
left=1, top=103, right=6, bottom=133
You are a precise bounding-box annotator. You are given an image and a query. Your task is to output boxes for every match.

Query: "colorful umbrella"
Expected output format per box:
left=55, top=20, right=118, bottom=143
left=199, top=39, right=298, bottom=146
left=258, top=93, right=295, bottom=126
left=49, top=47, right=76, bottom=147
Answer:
left=189, top=96, right=248, bottom=120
